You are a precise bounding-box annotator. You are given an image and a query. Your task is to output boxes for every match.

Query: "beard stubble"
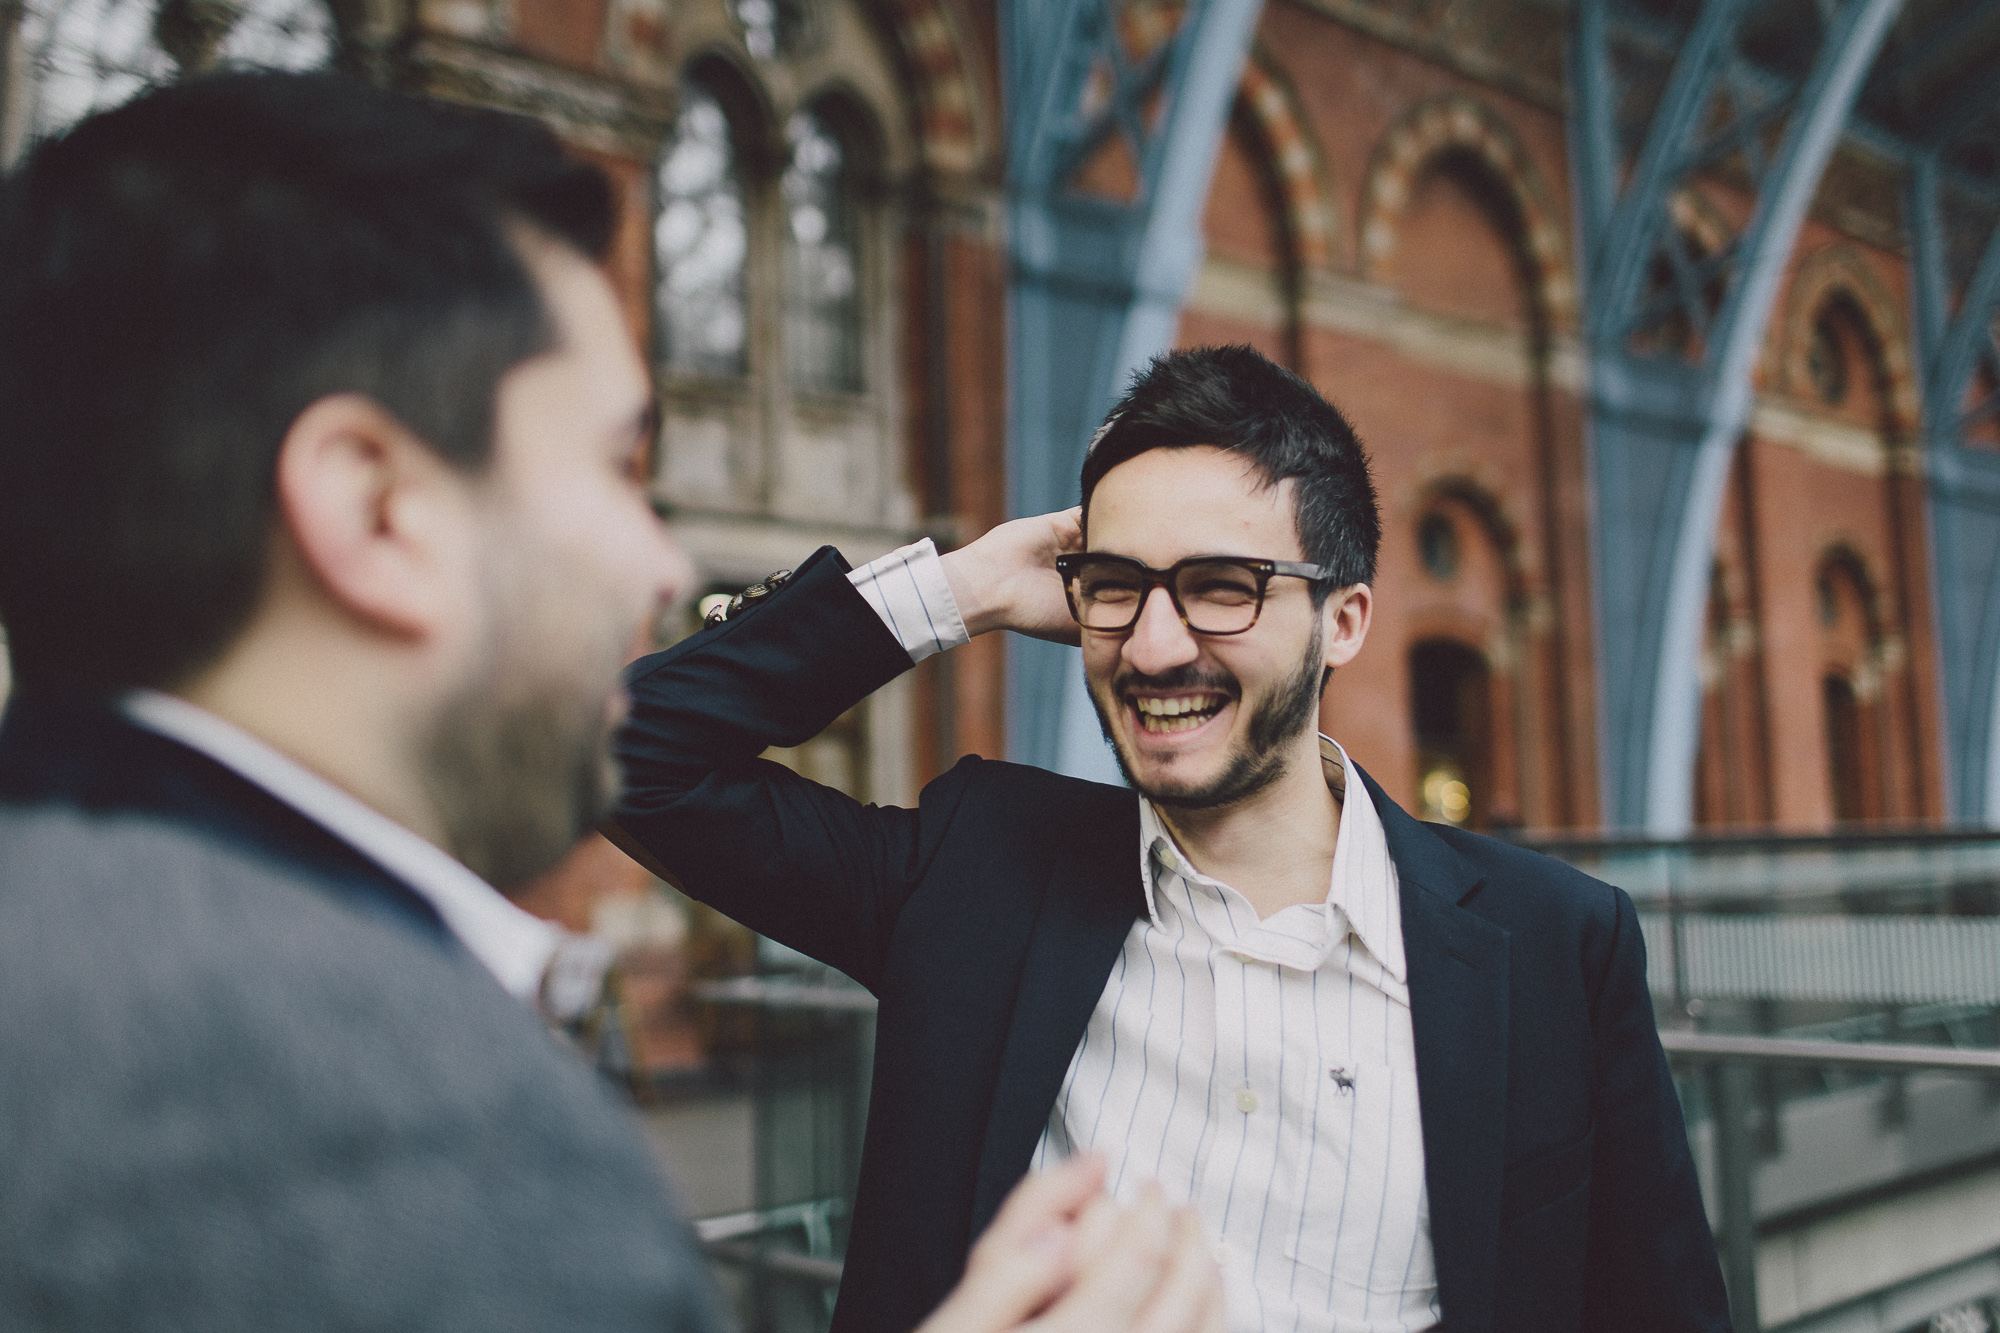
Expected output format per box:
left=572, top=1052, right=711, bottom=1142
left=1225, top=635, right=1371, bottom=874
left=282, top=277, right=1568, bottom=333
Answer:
left=420, top=535, right=630, bottom=892
left=1092, top=616, right=1327, bottom=810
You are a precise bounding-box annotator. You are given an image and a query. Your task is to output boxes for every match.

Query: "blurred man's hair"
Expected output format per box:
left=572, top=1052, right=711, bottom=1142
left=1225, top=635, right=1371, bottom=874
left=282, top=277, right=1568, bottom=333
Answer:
left=0, top=71, right=615, bottom=696
left=1079, top=345, right=1381, bottom=598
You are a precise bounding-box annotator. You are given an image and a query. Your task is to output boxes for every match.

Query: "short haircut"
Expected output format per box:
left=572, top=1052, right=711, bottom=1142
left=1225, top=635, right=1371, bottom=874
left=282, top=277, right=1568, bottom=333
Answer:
left=0, top=71, right=615, bottom=696
left=1079, top=345, right=1381, bottom=595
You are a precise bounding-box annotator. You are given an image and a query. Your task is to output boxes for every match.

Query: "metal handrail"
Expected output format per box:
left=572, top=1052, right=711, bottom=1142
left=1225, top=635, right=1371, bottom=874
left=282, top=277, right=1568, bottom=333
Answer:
left=693, top=976, right=879, bottom=1013
left=1507, top=826, right=2000, bottom=856
left=693, top=1199, right=847, bottom=1245
left=1659, top=1029, right=2000, bottom=1071
left=1660, top=1028, right=2000, bottom=1333
left=696, top=1199, right=850, bottom=1297
left=704, top=1240, right=844, bottom=1289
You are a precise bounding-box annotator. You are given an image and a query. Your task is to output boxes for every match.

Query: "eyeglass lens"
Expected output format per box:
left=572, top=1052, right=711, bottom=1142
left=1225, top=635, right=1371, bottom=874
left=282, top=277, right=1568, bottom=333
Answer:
left=1069, top=558, right=1265, bottom=633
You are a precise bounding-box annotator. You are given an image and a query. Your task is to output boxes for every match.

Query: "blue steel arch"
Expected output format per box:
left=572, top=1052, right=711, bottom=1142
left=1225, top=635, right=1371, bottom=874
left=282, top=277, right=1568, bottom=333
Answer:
left=1910, top=153, right=2000, bottom=823
left=1567, top=0, right=1902, bottom=835
left=1003, top=0, right=1264, bottom=776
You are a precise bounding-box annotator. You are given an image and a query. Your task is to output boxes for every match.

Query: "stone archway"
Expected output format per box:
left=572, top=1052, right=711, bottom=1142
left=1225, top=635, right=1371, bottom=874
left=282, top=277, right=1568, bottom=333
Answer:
left=1234, top=51, right=1334, bottom=273
left=1779, top=244, right=1921, bottom=436
left=1356, top=92, right=1574, bottom=329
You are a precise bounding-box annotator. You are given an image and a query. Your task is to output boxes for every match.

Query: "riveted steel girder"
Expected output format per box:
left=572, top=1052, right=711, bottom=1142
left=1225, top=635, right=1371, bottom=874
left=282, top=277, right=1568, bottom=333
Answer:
left=1910, top=153, right=2000, bottom=822
left=1003, top=0, right=1263, bottom=776
left=1568, top=0, right=1902, bottom=836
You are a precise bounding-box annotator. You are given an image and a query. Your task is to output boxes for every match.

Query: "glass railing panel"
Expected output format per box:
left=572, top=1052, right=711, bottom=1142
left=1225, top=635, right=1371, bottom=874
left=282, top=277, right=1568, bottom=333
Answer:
left=689, top=965, right=874, bottom=1333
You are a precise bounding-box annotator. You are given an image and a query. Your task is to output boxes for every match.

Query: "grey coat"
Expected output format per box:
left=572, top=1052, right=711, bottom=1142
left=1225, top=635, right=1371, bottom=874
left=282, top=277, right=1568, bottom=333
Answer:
left=0, top=697, right=728, bottom=1332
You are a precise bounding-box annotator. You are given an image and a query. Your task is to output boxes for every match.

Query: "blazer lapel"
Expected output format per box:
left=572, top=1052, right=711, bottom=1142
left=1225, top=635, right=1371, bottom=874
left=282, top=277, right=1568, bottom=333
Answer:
left=1361, top=767, right=1511, bottom=1333
left=969, top=781, right=1145, bottom=1238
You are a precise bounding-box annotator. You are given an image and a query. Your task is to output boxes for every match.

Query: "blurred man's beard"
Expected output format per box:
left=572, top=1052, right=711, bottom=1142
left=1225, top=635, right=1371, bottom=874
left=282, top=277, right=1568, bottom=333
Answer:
left=1092, top=618, right=1325, bottom=810
left=422, top=542, right=630, bottom=891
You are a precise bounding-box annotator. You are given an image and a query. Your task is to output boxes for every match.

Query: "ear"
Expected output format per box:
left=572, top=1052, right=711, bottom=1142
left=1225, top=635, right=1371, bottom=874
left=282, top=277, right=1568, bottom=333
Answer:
left=273, top=394, right=471, bottom=642
left=1321, top=583, right=1372, bottom=670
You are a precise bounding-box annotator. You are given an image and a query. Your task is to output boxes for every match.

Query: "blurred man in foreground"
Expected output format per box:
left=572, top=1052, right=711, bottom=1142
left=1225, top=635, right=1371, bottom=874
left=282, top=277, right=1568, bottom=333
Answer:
left=0, top=72, right=1220, bottom=1332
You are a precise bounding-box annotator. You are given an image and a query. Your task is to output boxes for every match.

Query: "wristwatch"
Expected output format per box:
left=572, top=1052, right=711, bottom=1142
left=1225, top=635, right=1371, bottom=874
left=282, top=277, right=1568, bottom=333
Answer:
left=702, top=569, right=794, bottom=628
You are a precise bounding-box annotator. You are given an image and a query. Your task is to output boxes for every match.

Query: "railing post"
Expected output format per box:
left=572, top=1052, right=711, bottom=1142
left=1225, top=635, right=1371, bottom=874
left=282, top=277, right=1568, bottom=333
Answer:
left=1708, top=1060, right=1761, bottom=1333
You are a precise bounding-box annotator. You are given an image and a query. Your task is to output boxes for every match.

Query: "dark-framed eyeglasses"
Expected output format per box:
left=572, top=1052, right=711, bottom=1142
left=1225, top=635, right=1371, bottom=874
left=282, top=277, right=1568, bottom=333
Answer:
left=1053, top=553, right=1334, bottom=636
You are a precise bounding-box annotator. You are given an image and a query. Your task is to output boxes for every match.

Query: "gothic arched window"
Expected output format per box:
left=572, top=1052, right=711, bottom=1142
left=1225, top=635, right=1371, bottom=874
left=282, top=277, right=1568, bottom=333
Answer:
left=12, top=0, right=334, bottom=145
left=656, top=78, right=750, bottom=378
left=781, top=105, right=861, bottom=393
left=651, top=66, right=894, bottom=524
left=17, top=0, right=173, bottom=141
left=216, top=0, right=336, bottom=71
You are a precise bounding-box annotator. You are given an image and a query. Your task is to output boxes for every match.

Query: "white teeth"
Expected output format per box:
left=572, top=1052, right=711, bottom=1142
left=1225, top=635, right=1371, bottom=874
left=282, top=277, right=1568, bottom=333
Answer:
left=1135, top=695, right=1217, bottom=717
left=1133, top=696, right=1225, bottom=731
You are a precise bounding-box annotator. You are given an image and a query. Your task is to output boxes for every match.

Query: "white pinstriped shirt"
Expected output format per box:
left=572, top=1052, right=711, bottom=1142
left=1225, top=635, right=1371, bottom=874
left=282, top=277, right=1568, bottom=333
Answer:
left=851, top=541, right=1439, bottom=1333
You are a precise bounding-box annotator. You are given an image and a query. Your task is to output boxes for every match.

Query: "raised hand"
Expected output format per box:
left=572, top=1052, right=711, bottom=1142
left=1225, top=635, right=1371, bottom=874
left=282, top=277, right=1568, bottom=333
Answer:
left=939, top=508, right=1084, bottom=645
left=915, top=1156, right=1226, bottom=1333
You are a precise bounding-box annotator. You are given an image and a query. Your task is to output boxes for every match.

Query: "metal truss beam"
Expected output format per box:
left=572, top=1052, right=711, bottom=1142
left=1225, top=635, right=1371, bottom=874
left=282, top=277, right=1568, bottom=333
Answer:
left=1569, top=0, right=1902, bottom=834
left=1873, top=1, right=1992, bottom=90
left=1910, top=152, right=2000, bottom=822
left=1004, top=0, right=1263, bottom=777
left=1925, top=66, right=2000, bottom=149
left=1603, top=8, right=2000, bottom=213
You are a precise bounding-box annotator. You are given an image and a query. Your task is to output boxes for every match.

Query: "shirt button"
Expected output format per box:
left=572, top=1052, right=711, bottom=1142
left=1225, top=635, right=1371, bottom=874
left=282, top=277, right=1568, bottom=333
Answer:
left=1236, top=1088, right=1259, bottom=1113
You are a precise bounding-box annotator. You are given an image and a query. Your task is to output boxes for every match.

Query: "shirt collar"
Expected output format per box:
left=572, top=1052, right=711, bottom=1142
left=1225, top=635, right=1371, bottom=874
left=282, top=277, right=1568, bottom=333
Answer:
left=1138, top=734, right=1406, bottom=983
left=120, top=689, right=563, bottom=1000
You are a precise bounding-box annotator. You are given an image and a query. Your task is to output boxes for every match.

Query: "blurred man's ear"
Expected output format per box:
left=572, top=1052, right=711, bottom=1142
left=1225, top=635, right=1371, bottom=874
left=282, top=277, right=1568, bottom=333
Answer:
left=1322, top=583, right=1371, bottom=672
left=273, top=393, right=471, bottom=642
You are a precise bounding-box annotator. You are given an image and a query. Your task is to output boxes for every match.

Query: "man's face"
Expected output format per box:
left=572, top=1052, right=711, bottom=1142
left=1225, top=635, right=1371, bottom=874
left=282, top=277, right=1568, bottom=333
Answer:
left=1081, top=445, right=1334, bottom=810
left=422, top=239, right=693, bottom=889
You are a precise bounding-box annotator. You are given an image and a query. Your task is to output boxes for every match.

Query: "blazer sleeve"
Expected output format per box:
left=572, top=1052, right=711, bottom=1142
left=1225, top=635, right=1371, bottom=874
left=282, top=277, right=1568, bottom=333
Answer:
left=1581, top=888, right=1732, bottom=1332
left=611, top=546, right=966, bottom=993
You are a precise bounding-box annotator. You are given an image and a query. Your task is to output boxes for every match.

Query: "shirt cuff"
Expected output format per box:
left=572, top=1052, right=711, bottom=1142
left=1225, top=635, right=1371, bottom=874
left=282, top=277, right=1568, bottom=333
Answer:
left=847, top=538, right=969, bottom=663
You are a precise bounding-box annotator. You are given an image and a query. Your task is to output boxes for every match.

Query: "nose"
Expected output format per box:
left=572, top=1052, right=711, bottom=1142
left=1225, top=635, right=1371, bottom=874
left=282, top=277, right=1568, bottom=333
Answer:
left=650, top=514, right=698, bottom=611
left=1123, top=585, right=1199, bottom=676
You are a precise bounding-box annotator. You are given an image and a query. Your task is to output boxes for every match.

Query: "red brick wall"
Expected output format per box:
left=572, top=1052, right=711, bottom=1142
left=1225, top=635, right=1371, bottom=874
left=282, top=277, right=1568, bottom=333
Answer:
left=1181, top=6, right=1599, bottom=829
left=501, top=0, right=1952, bottom=879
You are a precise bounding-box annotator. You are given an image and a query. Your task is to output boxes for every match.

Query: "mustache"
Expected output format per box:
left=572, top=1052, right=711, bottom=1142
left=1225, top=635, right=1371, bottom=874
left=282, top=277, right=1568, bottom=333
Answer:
left=1113, top=665, right=1240, bottom=699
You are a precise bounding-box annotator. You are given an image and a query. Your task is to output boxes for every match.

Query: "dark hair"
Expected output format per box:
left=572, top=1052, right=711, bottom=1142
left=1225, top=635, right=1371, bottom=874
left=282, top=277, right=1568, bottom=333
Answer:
left=0, top=71, right=615, bottom=696
left=1079, top=345, right=1381, bottom=596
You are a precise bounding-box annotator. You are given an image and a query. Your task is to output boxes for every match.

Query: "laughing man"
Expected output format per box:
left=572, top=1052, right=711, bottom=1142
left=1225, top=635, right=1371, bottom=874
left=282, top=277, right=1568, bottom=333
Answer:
left=611, top=344, right=1730, bottom=1333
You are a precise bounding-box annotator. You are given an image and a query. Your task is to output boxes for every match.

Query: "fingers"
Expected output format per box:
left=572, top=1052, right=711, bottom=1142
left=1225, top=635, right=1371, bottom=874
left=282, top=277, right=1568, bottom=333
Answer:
left=1029, top=1184, right=1180, bottom=1333
left=923, top=1169, right=1229, bottom=1333
left=1067, top=1190, right=1125, bottom=1272
left=914, top=1156, right=1107, bottom=1333
left=980, top=1153, right=1106, bottom=1256
left=1132, top=1207, right=1227, bottom=1333
left=1052, top=506, right=1084, bottom=551
left=947, top=509, right=1085, bottom=641
left=919, top=1220, right=1071, bottom=1333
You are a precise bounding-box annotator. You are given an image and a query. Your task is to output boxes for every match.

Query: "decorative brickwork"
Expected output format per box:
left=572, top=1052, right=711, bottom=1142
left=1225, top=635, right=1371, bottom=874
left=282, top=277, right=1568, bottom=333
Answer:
left=1779, top=243, right=1920, bottom=437
left=1667, top=186, right=1732, bottom=257
left=1413, top=471, right=1530, bottom=582
left=1236, top=52, right=1334, bottom=272
left=1357, top=92, right=1573, bottom=327
left=876, top=0, right=984, bottom=175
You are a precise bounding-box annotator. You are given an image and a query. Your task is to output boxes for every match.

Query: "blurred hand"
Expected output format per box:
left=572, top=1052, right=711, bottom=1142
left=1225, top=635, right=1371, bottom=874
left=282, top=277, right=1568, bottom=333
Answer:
left=939, top=508, right=1082, bottom=645
left=916, top=1156, right=1226, bottom=1333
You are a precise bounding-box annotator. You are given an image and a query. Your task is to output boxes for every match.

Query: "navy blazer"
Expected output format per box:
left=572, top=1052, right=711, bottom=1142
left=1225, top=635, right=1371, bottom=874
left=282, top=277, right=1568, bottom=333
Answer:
left=614, top=547, right=1731, bottom=1333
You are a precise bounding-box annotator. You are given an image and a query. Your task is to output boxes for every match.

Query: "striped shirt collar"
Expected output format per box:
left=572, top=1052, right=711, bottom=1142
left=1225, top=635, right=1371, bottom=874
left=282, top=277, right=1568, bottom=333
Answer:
left=1138, top=733, right=1407, bottom=984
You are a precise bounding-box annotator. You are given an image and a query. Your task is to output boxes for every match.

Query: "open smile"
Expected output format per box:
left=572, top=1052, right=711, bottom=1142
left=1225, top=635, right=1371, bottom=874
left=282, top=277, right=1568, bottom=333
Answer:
left=1129, top=693, right=1232, bottom=735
